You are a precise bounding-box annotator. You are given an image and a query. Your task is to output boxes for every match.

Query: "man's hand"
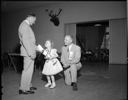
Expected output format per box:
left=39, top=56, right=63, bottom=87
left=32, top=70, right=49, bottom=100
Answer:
left=63, top=64, right=70, bottom=68
left=30, top=54, right=36, bottom=60
left=36, top=44, right=44, bottom=52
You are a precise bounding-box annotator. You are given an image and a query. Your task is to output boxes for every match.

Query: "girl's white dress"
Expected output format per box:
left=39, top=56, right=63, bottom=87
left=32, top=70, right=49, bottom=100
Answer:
left=42, top=48, right=63, bottom=75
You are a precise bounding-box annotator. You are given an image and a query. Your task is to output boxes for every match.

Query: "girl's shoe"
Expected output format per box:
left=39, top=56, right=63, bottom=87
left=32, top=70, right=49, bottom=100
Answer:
left=49, top=83, right=56, bottom=89
left=44, top=82, right=51, bottom=87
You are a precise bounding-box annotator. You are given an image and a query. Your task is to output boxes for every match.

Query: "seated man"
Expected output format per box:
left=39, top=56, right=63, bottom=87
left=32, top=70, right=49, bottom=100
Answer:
left=61, top=35, right=82, bottom=91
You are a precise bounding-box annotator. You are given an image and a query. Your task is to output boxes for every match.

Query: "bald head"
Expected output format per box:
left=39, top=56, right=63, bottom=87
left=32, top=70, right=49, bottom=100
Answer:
left=26, top=13, right=36, bottom=26
left=64, top=35, right=73, bottom=46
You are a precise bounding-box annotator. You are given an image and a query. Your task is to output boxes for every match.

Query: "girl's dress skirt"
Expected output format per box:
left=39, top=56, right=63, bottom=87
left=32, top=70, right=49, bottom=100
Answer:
left=42, top=58, right=63, bottom=75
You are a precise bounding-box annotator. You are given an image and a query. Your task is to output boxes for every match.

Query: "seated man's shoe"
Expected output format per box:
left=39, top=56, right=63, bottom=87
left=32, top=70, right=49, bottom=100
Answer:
left=30, top=87, right=37, bottom=90
left=19, top=90, right=35, bottom=94
left=71, top=83, right=73, bottom=86
left=72, top=83, right=78, bottom=91
left=19, top=90, right=29, bottom=94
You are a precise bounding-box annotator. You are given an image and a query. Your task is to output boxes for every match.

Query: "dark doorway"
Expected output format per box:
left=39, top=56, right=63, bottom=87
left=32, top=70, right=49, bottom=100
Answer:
left=76, top=20, right=109, bottom=64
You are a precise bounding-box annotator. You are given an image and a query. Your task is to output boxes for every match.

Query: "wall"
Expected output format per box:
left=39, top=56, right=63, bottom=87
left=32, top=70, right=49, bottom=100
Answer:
left=1, top=7, right=65, bottom=53
left=109, top=18, right=127, bottom=64
left=1, top=12, right=24, bottom=53
left=1, top=1, right=127, bottom=64
left=65, top=23, right=76, bottom=43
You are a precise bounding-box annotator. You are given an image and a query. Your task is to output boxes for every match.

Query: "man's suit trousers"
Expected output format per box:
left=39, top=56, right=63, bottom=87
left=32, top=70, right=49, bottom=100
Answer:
left=64, top=63, right=82, bottom=85
left=19, top=56, right=34, bottom=91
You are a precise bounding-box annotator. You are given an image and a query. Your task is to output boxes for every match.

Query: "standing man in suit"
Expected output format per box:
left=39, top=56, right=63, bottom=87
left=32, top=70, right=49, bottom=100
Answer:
left=18, top=13, right=37, bottom=94
left=61, top=35, right=82, bottom=91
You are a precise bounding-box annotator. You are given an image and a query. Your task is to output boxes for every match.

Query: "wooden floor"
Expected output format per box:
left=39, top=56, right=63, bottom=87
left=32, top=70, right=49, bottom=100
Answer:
left=1, top=62, right=127, bottom=100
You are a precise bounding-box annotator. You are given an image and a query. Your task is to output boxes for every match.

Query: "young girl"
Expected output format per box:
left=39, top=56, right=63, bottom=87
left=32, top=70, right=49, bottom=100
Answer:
left=42, top=40, right=63, bottom=89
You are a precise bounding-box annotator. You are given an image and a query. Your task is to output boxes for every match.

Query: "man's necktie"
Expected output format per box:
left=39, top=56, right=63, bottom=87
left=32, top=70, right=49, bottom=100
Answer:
left=67, top=46, right=69, bottom=53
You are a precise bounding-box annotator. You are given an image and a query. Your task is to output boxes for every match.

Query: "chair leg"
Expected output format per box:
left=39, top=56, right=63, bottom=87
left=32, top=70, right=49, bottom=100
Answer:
left=8, top=55, right=17, bottom=72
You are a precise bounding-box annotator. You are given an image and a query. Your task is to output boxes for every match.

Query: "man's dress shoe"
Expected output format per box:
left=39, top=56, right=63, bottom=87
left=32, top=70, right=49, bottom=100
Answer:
left=72, top=83, right=78, bottom=91
left=19, top=90, right=35, bottom=94
left=30, top=87, right=37, bottom=90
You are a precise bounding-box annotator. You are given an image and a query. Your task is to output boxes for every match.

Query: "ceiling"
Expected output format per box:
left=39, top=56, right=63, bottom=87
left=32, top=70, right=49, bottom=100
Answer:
left=2, top=0, right=126, bottom=13
left=1, top=1, right=51, bottom=12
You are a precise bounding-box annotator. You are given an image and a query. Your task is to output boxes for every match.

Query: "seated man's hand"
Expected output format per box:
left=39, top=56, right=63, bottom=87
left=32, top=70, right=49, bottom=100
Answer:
left=63, top=64, right=70, bottom=68
left=30, top=54, right=36, bottom=60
